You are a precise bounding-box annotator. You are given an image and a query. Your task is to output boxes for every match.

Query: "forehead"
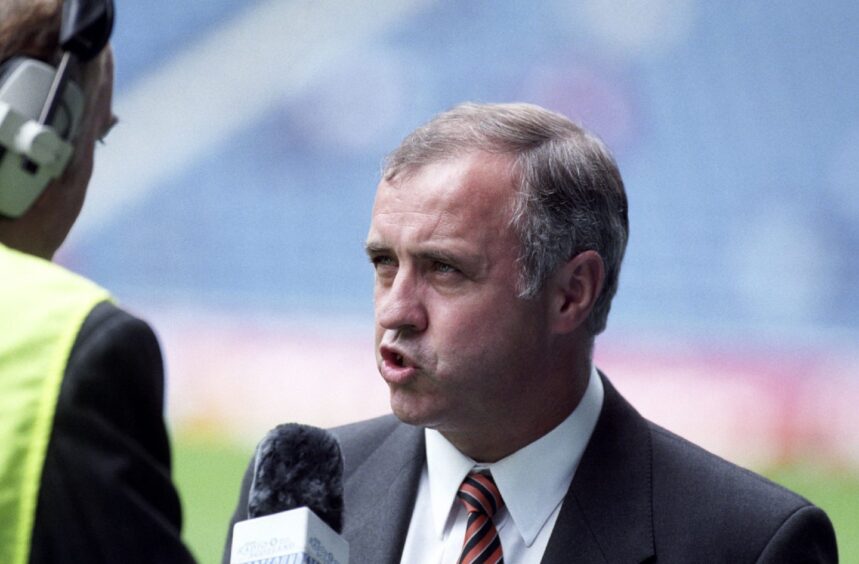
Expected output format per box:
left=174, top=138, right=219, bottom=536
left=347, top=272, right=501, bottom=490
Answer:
left=370, top=152, right=517, bottom=237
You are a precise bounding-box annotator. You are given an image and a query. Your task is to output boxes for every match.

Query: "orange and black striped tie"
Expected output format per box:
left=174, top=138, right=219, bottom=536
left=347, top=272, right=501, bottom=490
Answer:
left=456, top=471, right=504, bottom=564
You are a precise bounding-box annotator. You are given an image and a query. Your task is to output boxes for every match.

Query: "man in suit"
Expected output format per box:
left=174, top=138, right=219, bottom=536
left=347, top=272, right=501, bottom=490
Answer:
left=0, top=1, right=194, bottom=562
left=225, top=102, right=837, bottom=562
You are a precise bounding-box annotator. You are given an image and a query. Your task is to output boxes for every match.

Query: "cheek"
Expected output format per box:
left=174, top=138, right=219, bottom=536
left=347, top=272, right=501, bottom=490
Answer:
left=65, top=134, right=97, bottom=187
left=56, top=140, right=96, bottom=211
left=440, top=288, right=510, bottom=326
left=431, top=299, right=507, bottom=355
left=74, top=148, right=96, bottom=188
left=434, top=296, right=541, bottom=359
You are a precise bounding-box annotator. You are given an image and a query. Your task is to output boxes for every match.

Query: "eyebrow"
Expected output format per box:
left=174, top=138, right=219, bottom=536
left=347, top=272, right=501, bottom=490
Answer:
left=364, top=241, right=479, bottom=271
left=364, top=241, right=389, bottom=257
left=417, top=248, right=464, bottom=266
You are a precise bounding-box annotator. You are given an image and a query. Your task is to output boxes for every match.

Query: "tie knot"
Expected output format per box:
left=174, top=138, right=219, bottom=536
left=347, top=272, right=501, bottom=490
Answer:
left=457, top=471, right=504, bottom=519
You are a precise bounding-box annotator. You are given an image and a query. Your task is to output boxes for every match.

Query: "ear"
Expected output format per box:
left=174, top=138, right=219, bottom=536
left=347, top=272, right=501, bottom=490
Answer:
left=548, top=250, right=605, bottom=334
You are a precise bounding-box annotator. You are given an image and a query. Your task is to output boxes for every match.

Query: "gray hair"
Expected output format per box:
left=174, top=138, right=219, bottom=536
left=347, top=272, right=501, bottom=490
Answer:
left=383, top=102, right=629, bottom=335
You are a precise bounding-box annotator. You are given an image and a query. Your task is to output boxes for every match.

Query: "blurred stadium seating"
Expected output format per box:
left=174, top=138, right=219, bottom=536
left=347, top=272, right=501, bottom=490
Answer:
left=61, top=0, right=858, bottom=496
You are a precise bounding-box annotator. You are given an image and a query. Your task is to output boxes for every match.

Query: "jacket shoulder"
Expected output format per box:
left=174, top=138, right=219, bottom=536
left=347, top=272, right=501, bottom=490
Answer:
left=330, top=414, right=406, bottom=473
left=650, top=422, right=810, bottom=512
left=648, top=423, right=836, bottom=561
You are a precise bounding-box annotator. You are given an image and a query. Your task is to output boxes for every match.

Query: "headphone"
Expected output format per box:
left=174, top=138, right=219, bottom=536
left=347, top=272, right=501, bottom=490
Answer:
left=0, top=0, right=113, bottom=218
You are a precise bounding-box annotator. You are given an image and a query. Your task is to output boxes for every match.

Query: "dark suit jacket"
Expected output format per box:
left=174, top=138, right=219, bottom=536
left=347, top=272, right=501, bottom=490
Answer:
left=223, top=374, right=837, bottom=563
left=29, top=301, right=195, bottom=563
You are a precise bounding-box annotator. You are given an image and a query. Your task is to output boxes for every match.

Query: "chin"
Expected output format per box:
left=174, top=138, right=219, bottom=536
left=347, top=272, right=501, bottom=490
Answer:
left=388, top=391, right=438, bottom=428
left=389, top=403, right=424, bottom=426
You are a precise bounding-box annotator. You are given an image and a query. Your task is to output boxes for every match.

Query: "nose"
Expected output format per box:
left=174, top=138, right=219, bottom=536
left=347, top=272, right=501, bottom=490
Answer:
left=375, top=266, right=428, bottom=334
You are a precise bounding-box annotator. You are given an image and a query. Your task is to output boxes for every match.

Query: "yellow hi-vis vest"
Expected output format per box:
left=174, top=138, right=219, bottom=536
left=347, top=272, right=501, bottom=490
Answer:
left=0, top=243, right=110, bottom=564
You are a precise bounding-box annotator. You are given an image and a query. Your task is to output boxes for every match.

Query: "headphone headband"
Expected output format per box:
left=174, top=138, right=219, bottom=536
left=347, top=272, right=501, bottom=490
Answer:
left=61, top=0, right=115, bottom=62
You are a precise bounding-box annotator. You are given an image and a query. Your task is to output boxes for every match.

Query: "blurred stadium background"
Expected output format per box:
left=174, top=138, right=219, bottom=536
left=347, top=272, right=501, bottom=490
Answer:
left=58, top=1, right=858, bottom=561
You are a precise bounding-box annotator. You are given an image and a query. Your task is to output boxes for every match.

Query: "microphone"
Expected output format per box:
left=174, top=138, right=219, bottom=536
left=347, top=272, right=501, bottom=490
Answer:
left=230, top=424, right=348, bottom=564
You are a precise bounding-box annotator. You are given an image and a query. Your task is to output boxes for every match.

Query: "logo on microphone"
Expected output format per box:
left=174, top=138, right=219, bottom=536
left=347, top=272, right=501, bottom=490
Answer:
left=237, top=537, right=297, bottom=559
left=308, top=536, right=341, bottom=564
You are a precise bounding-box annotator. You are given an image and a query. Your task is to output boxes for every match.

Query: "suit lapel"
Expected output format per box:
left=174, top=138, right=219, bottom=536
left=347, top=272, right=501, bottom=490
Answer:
left=341, top=422, right=425, bottom=564
left=542, top=374, right=655, bottom=563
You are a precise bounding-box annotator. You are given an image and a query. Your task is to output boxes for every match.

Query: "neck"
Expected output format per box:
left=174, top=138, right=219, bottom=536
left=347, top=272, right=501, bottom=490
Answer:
left=0, top=211, right=58, bottom=260
left=442, top=353, right=592, bottom=463
left=0, top=228, right=53, bottom=259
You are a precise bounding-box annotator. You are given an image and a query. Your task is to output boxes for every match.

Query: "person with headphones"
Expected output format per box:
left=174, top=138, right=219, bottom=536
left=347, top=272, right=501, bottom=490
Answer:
left=0, top=1, right=194, bottom=562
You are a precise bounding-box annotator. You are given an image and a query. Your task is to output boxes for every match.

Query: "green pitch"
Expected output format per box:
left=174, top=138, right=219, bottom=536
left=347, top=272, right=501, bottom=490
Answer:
left=765, top=464, right=859, bottom=563
left=173, top=436, right=253, bottom=564
left=172, top=436, right=859, bottom=564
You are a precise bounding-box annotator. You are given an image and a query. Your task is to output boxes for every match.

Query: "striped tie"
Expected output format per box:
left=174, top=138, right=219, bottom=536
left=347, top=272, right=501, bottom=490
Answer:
left=456, top=471, right=504, bottom=564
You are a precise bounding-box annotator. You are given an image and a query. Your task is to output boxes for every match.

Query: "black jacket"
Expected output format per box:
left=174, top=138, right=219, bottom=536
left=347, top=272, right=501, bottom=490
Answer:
left=30, top=301, right=195, bottom=563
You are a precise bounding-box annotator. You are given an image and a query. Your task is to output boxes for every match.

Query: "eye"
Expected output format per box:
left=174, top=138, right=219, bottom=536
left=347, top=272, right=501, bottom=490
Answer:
left=370, top=255, right=396, bottom=268
left=370, top=255, right=398, bottom=279
left=432, top=261, right=461, bottom=276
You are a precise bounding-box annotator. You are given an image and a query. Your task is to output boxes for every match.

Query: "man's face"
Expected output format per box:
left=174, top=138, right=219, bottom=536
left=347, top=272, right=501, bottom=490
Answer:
left=366, top=152, right=554, bottom=439
left=43, top=47, right=115, bottom=255
left=64, top=49, right=114, bottom=213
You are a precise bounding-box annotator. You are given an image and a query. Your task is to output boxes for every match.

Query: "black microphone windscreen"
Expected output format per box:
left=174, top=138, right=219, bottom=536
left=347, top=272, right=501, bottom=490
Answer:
left=246, top=423, right=344, bottom=533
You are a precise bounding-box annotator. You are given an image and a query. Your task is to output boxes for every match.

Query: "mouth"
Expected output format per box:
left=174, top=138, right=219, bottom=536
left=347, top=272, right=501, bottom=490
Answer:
left=381, top=346, right=411, bottom=368
left=379, top=345, right=418, bottom=383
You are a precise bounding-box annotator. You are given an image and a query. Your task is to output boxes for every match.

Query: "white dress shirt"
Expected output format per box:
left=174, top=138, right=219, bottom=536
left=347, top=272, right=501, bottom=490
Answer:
left=399, top=367, right=604, bottom=563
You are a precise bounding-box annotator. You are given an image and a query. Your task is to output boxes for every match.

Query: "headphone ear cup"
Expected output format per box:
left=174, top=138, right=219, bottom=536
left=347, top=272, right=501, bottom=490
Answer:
left=0, top=0, right=112, bottom=219
left=0, top=58, right=85, bottom=137
left=0, top=58, right=85, bottom=218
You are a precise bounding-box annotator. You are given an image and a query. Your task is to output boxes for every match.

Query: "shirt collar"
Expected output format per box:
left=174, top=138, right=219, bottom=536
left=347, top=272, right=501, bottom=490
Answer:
left=424, top=366, right=604, bottom=545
